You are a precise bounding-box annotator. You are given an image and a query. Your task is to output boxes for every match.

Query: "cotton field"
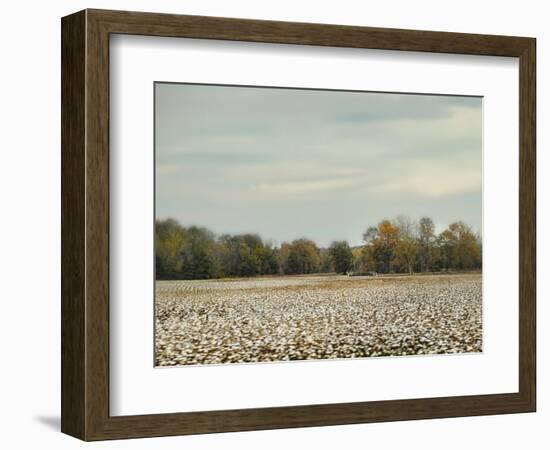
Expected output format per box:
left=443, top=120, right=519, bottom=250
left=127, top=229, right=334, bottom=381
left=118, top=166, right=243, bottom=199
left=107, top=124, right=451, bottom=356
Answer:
left=155, top=273, right=482, bottom=366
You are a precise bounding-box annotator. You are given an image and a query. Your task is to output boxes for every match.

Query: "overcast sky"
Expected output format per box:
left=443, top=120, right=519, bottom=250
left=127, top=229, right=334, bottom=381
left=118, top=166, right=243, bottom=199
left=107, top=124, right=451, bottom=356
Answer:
left=155, top=83, right=482, bottom=247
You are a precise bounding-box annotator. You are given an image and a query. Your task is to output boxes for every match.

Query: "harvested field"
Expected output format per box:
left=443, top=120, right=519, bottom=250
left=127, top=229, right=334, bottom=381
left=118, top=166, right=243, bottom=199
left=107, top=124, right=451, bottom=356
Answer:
left=155, top=273, right=482, bottom=366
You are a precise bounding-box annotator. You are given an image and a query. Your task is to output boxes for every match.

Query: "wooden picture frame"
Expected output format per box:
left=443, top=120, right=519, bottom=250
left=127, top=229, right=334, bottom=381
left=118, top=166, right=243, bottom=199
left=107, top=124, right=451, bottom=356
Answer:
left=61, top=9, right=536, bottom=441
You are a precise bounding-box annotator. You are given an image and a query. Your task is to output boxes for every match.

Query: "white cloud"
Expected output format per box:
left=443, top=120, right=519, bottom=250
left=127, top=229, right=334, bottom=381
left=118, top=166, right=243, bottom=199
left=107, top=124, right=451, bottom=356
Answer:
left=251, top=177, right=361, bottom=195
left=155, top=83, right=482, bottom=246
left=368, top=170, right=480, bottom=198
left=156, top=163, right=180, bottom=175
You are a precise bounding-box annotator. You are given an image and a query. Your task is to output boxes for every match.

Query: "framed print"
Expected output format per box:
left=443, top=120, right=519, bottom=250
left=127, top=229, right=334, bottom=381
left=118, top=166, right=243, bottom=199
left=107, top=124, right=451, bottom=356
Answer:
left=61, top=9, right=536, bottom=440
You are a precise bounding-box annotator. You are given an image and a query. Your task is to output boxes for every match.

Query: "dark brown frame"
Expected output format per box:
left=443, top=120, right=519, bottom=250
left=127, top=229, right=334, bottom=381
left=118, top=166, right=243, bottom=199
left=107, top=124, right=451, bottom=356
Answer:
left=61, top=9, right=536, bottom=441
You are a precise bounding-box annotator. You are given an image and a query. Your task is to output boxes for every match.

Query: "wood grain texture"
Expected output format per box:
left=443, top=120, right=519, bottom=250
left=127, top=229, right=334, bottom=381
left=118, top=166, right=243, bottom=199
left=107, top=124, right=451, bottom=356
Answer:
left=89, top=8, right=532, bottom=56
left=61, top=10, right=86, bottom=439
left=518, top=39, right=536, bottom=409
left=85, top=10, right=111, bottom=440
left=61, top=9, right=537, bottom=441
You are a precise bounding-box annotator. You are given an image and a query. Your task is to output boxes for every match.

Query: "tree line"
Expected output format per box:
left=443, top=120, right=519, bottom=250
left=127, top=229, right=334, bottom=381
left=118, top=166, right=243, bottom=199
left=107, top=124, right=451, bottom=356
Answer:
left=155, top=216, right=481, bottom=280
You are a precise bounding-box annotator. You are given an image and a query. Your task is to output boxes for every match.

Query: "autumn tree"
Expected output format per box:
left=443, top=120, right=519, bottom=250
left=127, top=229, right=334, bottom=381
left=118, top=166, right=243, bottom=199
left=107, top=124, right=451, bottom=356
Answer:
left=328, top=241, right=353, bottom=274
left=282, top=239, right=321, bottom=274
left=319, top=248, right=334, bottom=273
left=219, top=233, right=278, bottom=277
left=179, top=226, right=220, bottom=279
left=392, top=239, right=417, bottom=274
left=362, top=220, right=399, bottom=273
left=417, top=217, right=437, bottom=272
left=155, top=216, right=481, bottom=280
left=155, top=219, right=186, bottom=279
left=391, top=216, right=418, bottom=274
left=438, top=228, right=458, bottom=270
left=449, top=222, right=481, bottom=269
left=352, top=247, right=368, bottom=273
left=438, top=222, right=481, bottom=271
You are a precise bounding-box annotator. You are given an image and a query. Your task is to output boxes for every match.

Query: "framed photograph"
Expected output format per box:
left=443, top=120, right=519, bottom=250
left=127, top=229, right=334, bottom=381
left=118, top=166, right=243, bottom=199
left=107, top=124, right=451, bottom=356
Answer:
left=61, top=9, right=536, bottom=440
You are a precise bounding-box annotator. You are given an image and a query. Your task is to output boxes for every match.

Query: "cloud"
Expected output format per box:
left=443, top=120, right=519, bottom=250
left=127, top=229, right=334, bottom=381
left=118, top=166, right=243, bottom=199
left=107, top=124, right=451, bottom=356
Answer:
left=155, top=83, right=482, bottom=246
left=251, top=177, right=362, bottom=195
left=368, top=170, right=481, bottom=198
left=156, top=163, right=180, bottom=175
